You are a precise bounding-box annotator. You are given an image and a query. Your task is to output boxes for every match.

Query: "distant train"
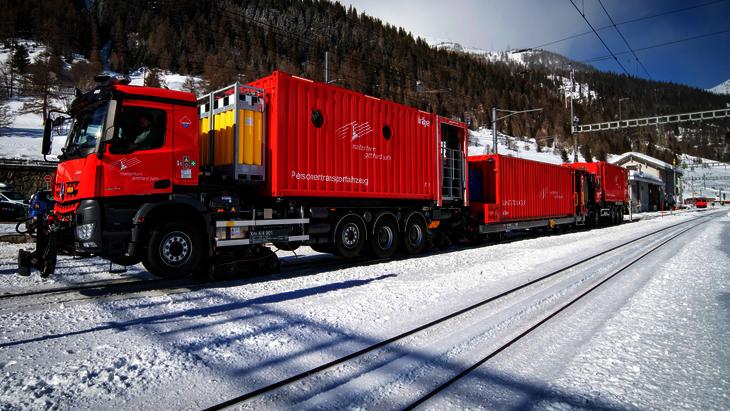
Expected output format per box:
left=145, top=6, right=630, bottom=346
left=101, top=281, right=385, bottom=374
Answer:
left=684, top=197, right=708, bottom=208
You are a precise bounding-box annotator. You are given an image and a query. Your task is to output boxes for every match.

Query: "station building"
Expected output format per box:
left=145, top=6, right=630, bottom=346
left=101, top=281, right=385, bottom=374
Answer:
left=610, top=152, right=683, bottom=212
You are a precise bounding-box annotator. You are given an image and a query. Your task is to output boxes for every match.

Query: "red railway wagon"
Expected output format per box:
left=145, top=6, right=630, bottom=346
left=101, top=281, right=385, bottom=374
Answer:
left=468, top=154, right=581, bottom=238
left=563, top=161, right=628, bottom=225
left=246, top=71, right=469, bottom=206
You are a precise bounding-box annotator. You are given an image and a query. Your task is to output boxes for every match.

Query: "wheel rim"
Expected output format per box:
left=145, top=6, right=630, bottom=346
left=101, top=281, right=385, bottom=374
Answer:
left=341, top=222, right=360, bottom=249
left=377, top=226, right=394, bottom=250
left=159, top=231, right=191, bottom=267
left=407, top=223, right=423, bottom=246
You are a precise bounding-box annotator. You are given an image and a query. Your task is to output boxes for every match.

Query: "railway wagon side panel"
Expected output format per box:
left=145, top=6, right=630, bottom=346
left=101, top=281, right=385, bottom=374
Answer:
left=601, top=162, right=629, bottom=203
left=248, top=71, right=439, bottom=201
left=565, top=162, right=628, bottom=204
left=468, top=154, right=574, bottom=224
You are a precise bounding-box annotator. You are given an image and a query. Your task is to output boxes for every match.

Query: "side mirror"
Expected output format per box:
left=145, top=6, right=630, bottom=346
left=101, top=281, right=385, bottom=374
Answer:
left=42, top=117, right=53, bottom=155
left=98, top=126, right=117, bottom=159
left=97, top=100, right=118, bottom=159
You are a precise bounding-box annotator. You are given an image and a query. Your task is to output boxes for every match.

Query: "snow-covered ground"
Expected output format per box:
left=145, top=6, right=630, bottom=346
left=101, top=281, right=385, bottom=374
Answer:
left=0, top=209, right=728, bottom=410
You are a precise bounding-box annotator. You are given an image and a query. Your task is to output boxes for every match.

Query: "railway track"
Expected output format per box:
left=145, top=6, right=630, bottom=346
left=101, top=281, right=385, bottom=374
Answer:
left=200, top=211, right=722, bottom=410
left=0, top=224, right=542, bottom=308
left=0, top=214, right=686, bottom=314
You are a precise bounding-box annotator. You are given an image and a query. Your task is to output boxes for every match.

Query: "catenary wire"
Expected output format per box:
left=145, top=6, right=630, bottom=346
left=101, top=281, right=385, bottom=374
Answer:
left=597, top=0, right=653, bottom=80
left=568, top=0, right=630, bottom=76
left=532, top=0, right=727, bottom=50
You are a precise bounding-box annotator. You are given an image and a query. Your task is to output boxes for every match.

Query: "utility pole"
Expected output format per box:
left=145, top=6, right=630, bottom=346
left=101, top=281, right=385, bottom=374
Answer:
left=492, top=107, right=543, bottom=155
left=325, top=51, right=330, bottom=84
left=492, top=107, right=497, bottom=154
left=619, top=97, right=629, bottom=121
left=570, top=64, right=578, bottom=162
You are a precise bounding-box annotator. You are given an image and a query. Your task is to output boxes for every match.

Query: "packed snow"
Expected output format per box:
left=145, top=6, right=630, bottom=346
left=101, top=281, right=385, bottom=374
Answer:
left=1, top=209, right=729, bottom=410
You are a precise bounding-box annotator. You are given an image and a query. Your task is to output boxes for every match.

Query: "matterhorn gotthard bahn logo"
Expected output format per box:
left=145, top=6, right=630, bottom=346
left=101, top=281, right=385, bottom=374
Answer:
left=336, top=121, right=373, bottom=142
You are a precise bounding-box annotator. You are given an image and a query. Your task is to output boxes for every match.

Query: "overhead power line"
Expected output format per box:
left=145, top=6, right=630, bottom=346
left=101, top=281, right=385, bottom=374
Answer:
left=597, top=0, right=653, bottom=80
left=576, top=28, right=730, bottom=68
left=568, top=0, right=630, bottom=76
left=533, top=0, right=727, bottom=50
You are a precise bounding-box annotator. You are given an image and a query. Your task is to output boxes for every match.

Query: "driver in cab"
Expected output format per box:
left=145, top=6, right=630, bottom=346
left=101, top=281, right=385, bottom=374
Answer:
left=129, top=112, right=162, bottom=150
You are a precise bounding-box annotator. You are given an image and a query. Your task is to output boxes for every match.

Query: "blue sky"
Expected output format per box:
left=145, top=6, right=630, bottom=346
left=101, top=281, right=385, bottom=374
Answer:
left=345, top=0, right=730, bottom=90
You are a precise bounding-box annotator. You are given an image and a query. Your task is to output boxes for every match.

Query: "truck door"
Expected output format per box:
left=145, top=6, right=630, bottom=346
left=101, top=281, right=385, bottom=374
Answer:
left=101, top=102, right=174, bottom=197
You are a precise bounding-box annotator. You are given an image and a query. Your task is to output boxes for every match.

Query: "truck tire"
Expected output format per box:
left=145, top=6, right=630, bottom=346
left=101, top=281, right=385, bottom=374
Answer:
left=333, top=216, right=364, bottom=258
left=144, top=219, right=202, bottom=279
left=401, top=217, right=426, bottom=255
left=367, top=217, right=398, bottom=259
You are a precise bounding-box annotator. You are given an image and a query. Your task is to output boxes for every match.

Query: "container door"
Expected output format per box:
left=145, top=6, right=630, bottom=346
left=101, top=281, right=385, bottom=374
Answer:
left=439, top=119, right=468, bottom=205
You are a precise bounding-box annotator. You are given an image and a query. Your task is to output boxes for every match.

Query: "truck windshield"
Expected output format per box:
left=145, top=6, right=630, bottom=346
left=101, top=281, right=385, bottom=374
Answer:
left=64, top=102, right=108, bottom=155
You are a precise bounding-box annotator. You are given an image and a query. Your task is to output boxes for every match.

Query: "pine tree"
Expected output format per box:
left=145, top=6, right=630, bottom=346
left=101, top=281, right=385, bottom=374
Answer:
left=144, top=68, right=166, bottom=89
left=0, top=99, right=13, bottom=130
left=181, top=76, right=200, bottom=96
left=20, top=51, right=63, bottom=123
left=561, top=148, right=569, bottom=163
left=11, top=44, right=30, bottom=74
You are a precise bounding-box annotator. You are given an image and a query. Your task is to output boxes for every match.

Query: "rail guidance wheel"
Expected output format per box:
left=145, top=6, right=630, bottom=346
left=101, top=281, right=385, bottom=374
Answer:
left=333, top=216, right=365, bottom=258
left=401, top=216, right=426, bottom=255
left=144, top=219, right=202, bottom=279
left=212, top=252, right=238, bottom=281
left=367, top=217, right=398, bottom=259
left=258, top=249, right=280, bottom=275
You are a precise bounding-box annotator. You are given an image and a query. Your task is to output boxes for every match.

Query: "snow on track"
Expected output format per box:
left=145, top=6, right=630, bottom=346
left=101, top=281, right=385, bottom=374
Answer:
left=0, top=211, right=728, bottom=410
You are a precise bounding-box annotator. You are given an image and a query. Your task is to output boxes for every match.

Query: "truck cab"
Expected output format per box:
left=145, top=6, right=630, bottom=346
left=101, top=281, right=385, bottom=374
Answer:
left=19, top=76, right=208, bottom=277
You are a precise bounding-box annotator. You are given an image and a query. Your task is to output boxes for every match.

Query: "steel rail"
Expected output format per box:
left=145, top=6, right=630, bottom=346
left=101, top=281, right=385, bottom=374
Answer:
left=404, top=212, right=721, bottom=409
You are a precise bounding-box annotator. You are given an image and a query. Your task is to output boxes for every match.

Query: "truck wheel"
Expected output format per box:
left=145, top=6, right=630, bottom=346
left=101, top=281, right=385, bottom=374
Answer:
left=333, top=216, right=364, bottom=258
left=144, top=219, right=202, bottom=279
left=401, top=217, right=426, bottom=255
left=367, top=217, right=398, bottom=259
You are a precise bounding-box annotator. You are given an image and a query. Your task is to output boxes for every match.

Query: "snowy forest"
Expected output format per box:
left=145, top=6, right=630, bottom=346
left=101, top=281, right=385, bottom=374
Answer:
left=1, top=0, right=729, bottom=164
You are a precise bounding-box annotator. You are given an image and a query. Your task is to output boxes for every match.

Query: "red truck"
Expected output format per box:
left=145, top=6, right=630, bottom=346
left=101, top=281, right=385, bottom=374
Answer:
left=563, top=161, right=628, bottom=225
left=18, top=72, right=470, bottom=279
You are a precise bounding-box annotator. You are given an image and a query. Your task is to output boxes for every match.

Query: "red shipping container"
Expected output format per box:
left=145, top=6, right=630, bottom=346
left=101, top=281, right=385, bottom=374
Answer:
left=468, top=154, right=575, bottom=224
left=563, top=162, right=628, bottom=203
left=247, top=72, right=468, bottom=204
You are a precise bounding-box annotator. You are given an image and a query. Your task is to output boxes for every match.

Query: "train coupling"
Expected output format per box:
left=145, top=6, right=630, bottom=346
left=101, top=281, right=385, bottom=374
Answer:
left=17, top=226, right=58, bottom=279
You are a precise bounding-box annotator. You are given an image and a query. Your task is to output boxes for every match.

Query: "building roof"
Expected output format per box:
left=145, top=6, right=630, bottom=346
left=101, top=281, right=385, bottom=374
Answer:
left=629, top=170, right=664, bottom=185
left=609, top=152, right=684, bottom=176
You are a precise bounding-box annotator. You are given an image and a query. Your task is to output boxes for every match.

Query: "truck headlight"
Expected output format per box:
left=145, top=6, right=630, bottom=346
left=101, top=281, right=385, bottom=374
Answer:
left=75, top=222, right=96, bottom=240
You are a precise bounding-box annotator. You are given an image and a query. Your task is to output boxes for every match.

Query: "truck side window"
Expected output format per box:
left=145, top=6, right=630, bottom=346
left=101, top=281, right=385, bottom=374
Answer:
left=116, top=107, right=167, bottom=151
